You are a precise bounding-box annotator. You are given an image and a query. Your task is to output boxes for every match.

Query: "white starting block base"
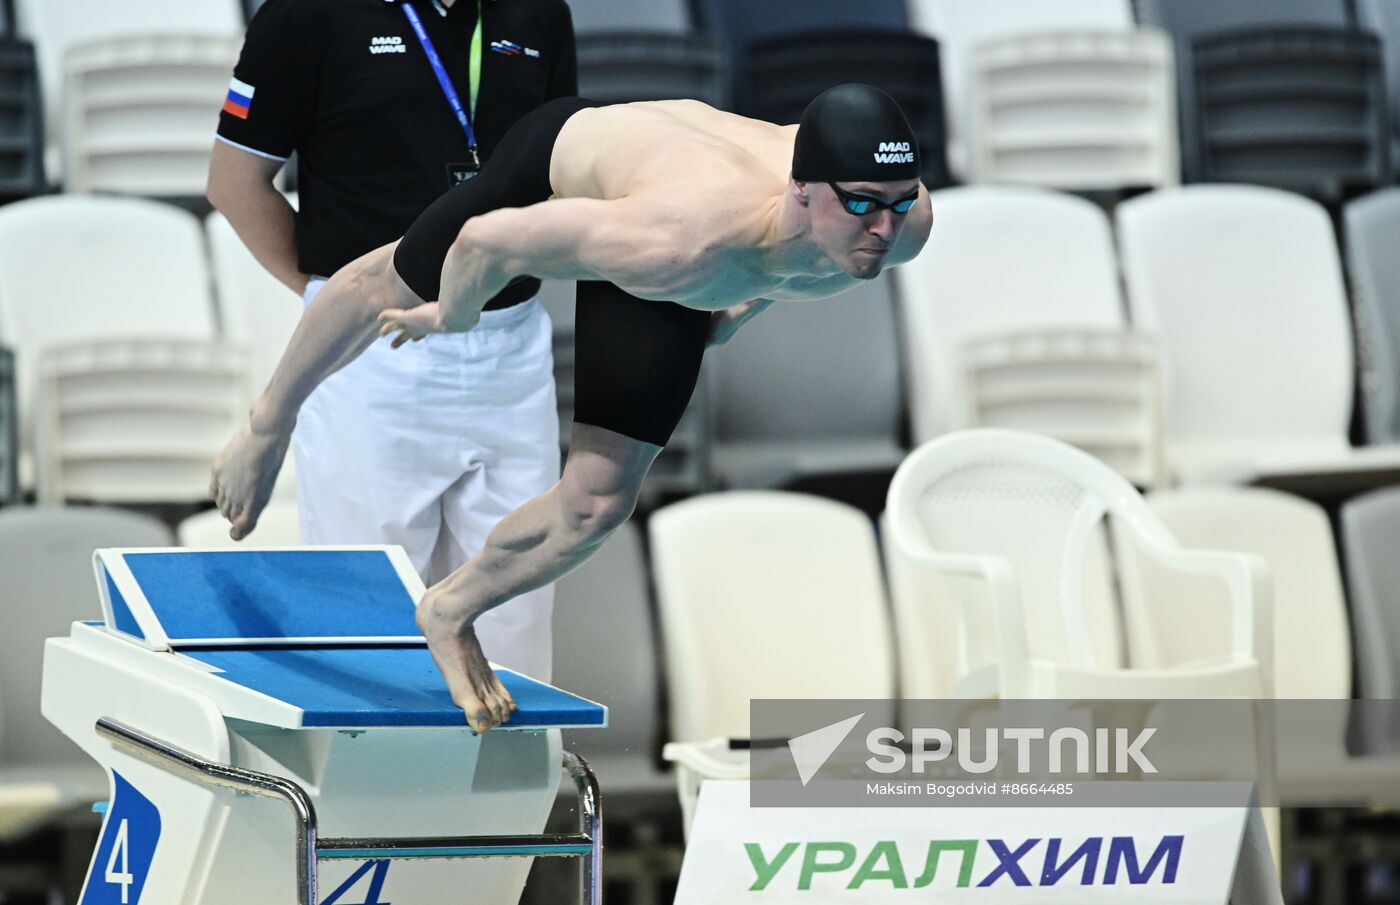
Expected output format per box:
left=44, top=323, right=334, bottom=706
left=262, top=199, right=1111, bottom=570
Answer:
left=42, top=547, right=607, bottom=905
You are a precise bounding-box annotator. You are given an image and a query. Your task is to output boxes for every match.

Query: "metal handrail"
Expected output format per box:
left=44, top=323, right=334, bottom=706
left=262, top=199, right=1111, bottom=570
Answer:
left=95, top=717, right=603, bottom=905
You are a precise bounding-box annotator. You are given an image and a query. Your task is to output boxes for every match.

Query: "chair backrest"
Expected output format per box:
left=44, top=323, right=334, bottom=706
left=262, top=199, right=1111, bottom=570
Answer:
left=897, top=186, right=1126, bottom=441
left=0, top=195, right=216, bottom=412
left=650, top=491, right=895, bottom=742
left=0, top=39, right=43, bottom=198
left=1119, top=487, right=1349, bottom=699
left=967, top=28, right=1178, bottom=190
left=0, top=346, right=14, bottom=505
left=570, top=0, right=690, bottom=35
left=1183, top=26, right=1389, bottom=198
left=0, top=505, right=174, bottom=767
left=694, top=0, right=908, bottom=48
left=706, top=274, right=904, bottom=446
left=552, top=521, right=661, bottom=764
left=1116, top=185, right=1354, bottom=477
left=35, top=339, right=250, bottom=504
left=13, top=0, right=241, bottom=174
left=206, top=210, right=302, bottom=395
left=1357, top=0, right=1400, bottom=167
left=1343, top=188, right=1400, bottom=444
left=909, top=0, right=1133, bottom=177
left=577, top=32, right=723, bottom=107
left=63, top=33, right=241, bottom=195
left=0, top=196, right=217, bottom=481
left=884, top=430, right=1126, bottom=678
left=1135, top=0, right=1348, bottom=39
left=1339, top=486, right=1400, bottom=702
left=960, top=329, right=1165, bottom=488
left=733, top=29, right=952, bottom=188
left=178, top=499, right=299, bottom=546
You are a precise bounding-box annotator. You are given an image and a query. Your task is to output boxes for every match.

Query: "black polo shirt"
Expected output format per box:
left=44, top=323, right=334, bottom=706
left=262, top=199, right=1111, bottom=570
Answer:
left=217, top=0, right=576, bottom=278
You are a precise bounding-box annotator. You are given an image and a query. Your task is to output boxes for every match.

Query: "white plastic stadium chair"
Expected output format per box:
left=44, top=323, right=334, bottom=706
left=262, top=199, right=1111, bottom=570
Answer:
left=1117, top=185, right=1400, bottom=488
left=178, top=499, right=300, bottom=546
left=63, top=34, right=241, bottom=195
left=35, top=339, right=250, bottom=504
left=1118, top=487, right=1400, bottom=803
left=0, top=505, right=173, bottom=840
left=897, top=187, right=1161, bottom=482
left=0, top=196, right=219, bottom=489
left=908, top=0, right=1134, bottom=178
left=13, top=0, right=241, bottom=182
left=885, top=429, right=1271, bottom=701
left=651, top=492, right=895, bottom=831
left=967, top=28, right=1178, bottom=190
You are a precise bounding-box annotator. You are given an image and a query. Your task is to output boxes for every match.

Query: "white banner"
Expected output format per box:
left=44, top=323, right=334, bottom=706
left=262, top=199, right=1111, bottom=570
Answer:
left=675, top=782, right=1248, bottom=904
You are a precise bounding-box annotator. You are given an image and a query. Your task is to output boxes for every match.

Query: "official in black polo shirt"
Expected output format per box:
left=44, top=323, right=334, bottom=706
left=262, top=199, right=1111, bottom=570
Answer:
left=208, top=0, right=576, bottom=687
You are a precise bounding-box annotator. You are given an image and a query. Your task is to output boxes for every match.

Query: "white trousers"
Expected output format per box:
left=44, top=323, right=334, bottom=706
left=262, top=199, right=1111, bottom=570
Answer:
left=293, top=279, right=560, bottom=681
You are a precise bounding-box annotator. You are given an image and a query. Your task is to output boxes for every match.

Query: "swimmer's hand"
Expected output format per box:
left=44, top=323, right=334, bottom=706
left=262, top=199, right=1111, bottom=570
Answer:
left=378, top=302, right=445, bottom=349
left=707, top=298, right=773, bottom=347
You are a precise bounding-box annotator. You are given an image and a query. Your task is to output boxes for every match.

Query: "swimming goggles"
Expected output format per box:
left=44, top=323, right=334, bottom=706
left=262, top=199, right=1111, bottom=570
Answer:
left=829, top=183, right=919, bottom=216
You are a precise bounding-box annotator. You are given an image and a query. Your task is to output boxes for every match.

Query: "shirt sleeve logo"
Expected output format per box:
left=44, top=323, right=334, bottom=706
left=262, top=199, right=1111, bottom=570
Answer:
left=222, top=77, right=255, bottom=119
left=489, top=39, right=540, bottom=58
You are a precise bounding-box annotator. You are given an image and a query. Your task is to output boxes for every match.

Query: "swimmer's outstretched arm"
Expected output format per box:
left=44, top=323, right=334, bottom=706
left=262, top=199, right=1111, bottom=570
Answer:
left=380, top=198, right=684, bottom=343
left=210, top=241, right=424, bottom=539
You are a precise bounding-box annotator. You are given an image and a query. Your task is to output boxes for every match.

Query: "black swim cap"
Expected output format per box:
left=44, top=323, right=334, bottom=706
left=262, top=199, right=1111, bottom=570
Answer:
left=791, top=84, right=920, bottom=184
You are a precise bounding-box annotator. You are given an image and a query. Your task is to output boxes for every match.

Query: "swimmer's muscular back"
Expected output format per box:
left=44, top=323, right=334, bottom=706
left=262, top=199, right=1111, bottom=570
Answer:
left=549, top=100, right=797, bottom=199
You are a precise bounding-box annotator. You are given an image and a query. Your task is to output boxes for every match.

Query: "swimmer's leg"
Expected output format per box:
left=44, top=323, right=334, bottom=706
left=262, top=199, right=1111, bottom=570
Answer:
left=417, top=423, right=660, bottom=733
left=418, top=281, right=713, bottom=731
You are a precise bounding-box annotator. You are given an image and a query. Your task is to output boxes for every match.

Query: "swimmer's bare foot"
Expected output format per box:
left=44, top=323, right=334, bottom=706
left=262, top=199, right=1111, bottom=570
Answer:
left=417, top=587, right=517, bottom=733
left=209, top=419, right=292, bottom=541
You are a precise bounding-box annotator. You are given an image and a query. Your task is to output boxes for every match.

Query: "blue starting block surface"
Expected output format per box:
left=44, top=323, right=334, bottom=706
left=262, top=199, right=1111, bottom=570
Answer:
left=96, top=548, right=423, bottom=647
left=91, top=547, right=607, bottom=729
left=186, top=646, right=606, bottom=728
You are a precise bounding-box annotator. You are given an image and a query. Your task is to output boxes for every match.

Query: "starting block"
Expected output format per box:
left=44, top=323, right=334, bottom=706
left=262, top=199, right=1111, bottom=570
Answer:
left=41, top=546, right=607, bottom=905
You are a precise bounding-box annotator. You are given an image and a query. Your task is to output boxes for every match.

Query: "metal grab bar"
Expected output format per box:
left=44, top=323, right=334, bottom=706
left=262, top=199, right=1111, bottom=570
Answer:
left=95, top=717, right=603, bottom=905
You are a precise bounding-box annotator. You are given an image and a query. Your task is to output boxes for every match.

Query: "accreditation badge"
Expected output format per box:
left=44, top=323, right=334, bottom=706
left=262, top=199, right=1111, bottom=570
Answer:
left=446, top=161, right=479, bottom=187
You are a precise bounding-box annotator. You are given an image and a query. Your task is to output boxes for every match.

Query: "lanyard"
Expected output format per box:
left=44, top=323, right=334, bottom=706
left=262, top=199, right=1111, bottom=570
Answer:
left=402, top=0, right=484, bottom=158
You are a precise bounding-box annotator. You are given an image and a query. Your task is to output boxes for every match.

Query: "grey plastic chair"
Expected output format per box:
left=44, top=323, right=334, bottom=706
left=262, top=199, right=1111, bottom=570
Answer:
left=734, top=28, right=952, bottom=188
left=0, top=347, right=14, bottom=506
left=694, top=0, right=908, bottom=47
left=1357, top=0, right=1400, bottom=174
left=0, top=506, right=174, bottom=829
left=570, top=0, right=690, bottom=35
left=578, top=31, right=724, bottom=107
left=1135, top=0, right=1348, bottom=37
left=1340, top=486, right=1400, bottom=753
left=553, top=521, right=671, bottom=802
left=705, top=275, right=905, bottom=489
left=1135, top=0, right=1350, bottom=187
left=0, top=40, right=43, bottom=199
left=1344, top=188, right=1400, bottom=444
left=1182, top=26, right=1390, bottom=199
